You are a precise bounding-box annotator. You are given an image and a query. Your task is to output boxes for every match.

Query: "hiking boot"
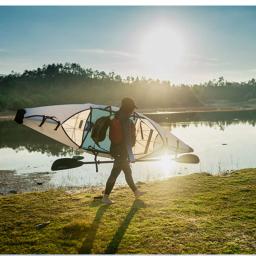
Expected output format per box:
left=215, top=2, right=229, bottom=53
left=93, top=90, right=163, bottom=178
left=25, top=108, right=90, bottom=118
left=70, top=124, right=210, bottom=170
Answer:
left=102, top=195, right=114, bottom=205
left=134, top=190, right=146, bottom=198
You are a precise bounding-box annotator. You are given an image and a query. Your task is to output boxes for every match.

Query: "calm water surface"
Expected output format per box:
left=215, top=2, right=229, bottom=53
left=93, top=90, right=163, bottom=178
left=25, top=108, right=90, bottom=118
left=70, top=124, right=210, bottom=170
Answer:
left=1, top=110, right=256, bottom=188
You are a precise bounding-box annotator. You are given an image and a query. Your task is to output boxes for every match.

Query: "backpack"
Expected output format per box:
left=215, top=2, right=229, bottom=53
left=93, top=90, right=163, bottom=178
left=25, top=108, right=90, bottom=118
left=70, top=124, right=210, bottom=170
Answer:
left=91, top=116, right=111, bottom=146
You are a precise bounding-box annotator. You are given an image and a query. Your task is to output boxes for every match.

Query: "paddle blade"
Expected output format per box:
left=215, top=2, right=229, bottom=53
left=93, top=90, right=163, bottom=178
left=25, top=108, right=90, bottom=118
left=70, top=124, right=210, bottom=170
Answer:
left=51, top=158, right=84, bottom=171
left=72, top=155, right=84, bottom=161
left=175, top=154, right=200, bottom=164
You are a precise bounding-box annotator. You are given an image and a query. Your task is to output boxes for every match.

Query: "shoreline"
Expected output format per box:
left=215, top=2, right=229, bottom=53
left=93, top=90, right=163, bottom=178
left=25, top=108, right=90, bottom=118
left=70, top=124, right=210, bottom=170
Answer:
left=0, top=170, right=53, bottom=196
left=0, top=169, right=107, bottom=196
left=1, top=106, right=256, bottom=121
left=0, top=168, right=231, bottom=196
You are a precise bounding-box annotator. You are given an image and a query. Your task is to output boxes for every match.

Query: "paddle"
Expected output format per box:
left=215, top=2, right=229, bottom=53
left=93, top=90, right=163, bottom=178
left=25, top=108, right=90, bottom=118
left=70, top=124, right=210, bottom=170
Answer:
left=72, top=155, right=84, bottom=161
left=51, top=153, right=200, bottom=171
left=51, top=158, right=162, bottom=171
left=175, top=154, right=200, bottom=164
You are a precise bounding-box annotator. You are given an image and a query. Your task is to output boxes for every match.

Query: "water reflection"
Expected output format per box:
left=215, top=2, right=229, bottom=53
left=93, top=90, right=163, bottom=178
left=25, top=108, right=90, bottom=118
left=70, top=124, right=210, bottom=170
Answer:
left=0, top=121, right=76, bottom=156
left=147, top=109, right=256, bottom=129
left=1, top=110, right=256, bottom=189
left=166, top=120, right=256, bottom=131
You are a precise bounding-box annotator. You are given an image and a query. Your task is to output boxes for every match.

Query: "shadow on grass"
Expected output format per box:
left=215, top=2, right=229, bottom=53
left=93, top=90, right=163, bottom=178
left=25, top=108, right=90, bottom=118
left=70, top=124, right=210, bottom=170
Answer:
left=78, top=204, right=110, bottom=254
left=78, top=199, right=145, bottom=254
left=105, top=199, right=146, bottom=254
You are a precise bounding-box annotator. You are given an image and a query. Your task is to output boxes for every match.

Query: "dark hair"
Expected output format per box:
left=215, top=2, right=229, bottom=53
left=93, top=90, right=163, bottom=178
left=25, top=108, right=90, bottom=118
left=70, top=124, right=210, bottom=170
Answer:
left=121, top=97, right=137, bottom=110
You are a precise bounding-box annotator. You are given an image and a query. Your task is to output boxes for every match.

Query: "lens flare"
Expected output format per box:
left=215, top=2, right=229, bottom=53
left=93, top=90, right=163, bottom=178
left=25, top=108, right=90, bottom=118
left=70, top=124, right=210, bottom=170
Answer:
left=139, top=25, right=186, bottom=75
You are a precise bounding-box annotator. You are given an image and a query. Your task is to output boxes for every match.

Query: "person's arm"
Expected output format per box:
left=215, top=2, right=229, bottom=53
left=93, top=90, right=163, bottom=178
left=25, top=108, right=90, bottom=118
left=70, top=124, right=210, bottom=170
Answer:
left=131, top=121, right=136, bottom=147
left=121, top=117, right=135, bottom=162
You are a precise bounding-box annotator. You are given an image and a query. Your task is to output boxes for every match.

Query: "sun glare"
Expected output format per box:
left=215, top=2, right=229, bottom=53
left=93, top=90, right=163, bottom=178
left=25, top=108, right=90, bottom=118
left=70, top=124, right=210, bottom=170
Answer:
left=139, top=25, right=186, bottom=76
left=159, top=153, right=175, bottom=170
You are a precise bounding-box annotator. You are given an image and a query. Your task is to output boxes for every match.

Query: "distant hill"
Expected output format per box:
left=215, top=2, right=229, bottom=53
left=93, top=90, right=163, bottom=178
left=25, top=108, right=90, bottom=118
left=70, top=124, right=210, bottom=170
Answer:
left=1, top=63, right=256, bottom=111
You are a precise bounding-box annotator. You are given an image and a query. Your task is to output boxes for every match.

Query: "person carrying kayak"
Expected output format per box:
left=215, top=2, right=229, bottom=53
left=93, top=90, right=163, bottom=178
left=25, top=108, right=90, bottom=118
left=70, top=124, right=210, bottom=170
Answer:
left=102, top=97, right=145, bottom=204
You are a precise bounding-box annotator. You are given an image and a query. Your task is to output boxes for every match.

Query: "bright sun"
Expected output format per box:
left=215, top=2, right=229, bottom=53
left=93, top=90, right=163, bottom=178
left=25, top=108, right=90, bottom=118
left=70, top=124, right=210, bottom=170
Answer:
left=139, top=25, right=186, bottom=75
left=158, top=153, right=176, bottom=171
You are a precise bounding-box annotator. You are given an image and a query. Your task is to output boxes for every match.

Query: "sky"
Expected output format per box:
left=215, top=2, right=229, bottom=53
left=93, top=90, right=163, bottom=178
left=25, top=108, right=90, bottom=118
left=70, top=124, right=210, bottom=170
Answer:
left=0, top=6, right=256, bottom=84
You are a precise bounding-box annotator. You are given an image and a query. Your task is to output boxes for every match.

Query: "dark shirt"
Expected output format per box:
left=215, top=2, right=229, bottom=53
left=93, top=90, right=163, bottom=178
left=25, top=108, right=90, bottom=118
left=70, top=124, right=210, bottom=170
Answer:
left=110, top=110, right=135, bottom=162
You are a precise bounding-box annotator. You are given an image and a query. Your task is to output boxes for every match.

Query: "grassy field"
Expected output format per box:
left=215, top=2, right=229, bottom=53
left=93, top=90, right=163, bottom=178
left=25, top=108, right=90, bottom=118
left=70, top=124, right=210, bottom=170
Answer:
left=0, top=169, right=255, bottom=254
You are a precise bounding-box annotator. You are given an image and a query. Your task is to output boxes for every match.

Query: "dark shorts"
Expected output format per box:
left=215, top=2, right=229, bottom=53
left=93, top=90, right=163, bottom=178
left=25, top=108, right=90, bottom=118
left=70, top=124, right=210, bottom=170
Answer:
left=110, top=143, right=128, bottom=161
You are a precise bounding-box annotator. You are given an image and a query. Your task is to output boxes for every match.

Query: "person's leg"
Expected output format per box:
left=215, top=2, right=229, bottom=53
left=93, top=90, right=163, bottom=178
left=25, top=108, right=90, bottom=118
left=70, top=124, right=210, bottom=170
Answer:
left=104, top=159, right=122, bottom=195
left=122, top=161, right=137, bottom=192
left=122, top=160, right=146, bottom=198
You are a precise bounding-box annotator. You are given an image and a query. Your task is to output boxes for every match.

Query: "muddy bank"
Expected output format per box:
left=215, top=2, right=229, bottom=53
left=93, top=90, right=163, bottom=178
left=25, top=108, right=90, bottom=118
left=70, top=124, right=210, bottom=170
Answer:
left=0, top=170, right=52, bottom=195
left=0, top=170, right=107, bottom=196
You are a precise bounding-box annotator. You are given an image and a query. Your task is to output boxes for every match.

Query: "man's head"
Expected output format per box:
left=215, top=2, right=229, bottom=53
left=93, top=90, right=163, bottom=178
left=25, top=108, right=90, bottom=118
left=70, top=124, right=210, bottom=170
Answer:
left=120, top=97, right=137, bottom=114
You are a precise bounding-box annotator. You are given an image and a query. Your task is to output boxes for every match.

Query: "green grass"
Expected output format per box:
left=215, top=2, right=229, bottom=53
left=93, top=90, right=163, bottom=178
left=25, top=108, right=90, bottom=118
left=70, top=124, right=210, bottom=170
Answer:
left=0, top=169, right=255, bottom=254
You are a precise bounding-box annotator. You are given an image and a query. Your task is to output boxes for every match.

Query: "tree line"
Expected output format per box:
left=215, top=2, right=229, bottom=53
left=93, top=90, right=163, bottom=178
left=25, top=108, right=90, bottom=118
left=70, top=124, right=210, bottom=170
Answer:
left=1, top=63, right=256, bottom=111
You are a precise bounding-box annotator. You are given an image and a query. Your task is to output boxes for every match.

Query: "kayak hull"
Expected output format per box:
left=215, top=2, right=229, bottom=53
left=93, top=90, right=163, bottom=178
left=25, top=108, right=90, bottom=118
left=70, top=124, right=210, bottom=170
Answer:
left=15, top=103, right=193, bottom=159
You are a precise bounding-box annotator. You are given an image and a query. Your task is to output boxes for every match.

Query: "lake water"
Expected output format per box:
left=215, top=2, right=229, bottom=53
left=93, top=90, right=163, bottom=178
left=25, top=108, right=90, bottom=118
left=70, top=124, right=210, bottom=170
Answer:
left=1, top=110, right=256, bottom=190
